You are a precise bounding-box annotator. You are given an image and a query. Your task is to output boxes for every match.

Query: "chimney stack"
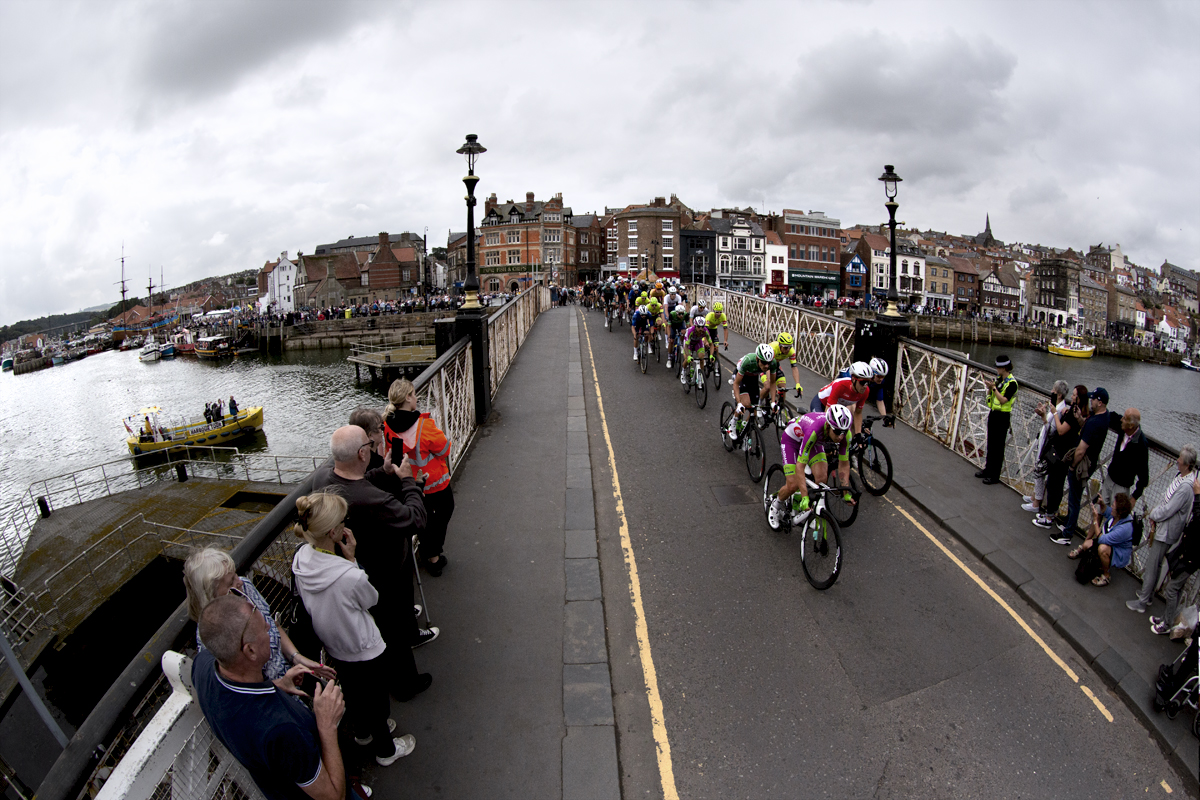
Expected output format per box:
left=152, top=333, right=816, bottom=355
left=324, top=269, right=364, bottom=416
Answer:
left=654, top=197, right=666, bottom=207
left=526, top=191, right=535, bottom=212
left=485, top=193, right=498, bottom=215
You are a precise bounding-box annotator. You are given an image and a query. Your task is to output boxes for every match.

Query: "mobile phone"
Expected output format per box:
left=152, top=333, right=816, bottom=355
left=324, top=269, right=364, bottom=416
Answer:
left=299, top=672, right=328, bottom=696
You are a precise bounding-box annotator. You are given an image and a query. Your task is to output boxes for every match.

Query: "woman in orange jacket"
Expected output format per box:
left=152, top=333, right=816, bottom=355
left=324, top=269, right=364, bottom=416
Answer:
left=383, top=379, right=454, bottom=576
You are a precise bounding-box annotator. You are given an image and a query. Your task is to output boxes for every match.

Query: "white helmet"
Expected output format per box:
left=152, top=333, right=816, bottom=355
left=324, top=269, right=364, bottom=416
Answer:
left=849, top=361, right=873, bottom=380
left=698, top=298, right=708, bottom=308
left=675, top=304, right=686, bottom=314
left=869, top=357, right=889, bottom=377
left=826, top=404, right=853, bottom=431
left=756, top=343, right=775, bottom=362
left=694, top=316, right=707, bottom=327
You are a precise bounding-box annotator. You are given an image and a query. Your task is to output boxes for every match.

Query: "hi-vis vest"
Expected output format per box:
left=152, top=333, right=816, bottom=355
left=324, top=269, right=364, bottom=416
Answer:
left=386, top=413, right=452, bottom=494
left=986, top=374, right=1017, bottom=413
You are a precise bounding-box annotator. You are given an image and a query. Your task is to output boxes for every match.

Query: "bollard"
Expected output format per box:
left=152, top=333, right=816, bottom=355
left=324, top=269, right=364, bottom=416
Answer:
left=176, top=463, right=188, bottom=483
left=37, top=496, right=51, bottom=519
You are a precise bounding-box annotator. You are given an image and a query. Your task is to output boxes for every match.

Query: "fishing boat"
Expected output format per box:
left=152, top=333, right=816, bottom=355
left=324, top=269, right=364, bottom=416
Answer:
left=124, top=404, right=264, bottom=455
left=195, top=335, right=233, bottom=360
left=2, top=355, right=13, bottom=371
left=1047, top=335, right=1095, bottom=358
left=139, top=335, right=162, bottom=363
left=1182, top=358, right=1199, bottom=372
left=159, top=340, right=176, bottom=359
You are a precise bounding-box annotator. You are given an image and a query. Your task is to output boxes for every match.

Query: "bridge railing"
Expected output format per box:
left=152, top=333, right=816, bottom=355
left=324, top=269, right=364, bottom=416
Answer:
left=488, top=284, right=552, bottom=398
left=685, top=284, right=1197, bottom=608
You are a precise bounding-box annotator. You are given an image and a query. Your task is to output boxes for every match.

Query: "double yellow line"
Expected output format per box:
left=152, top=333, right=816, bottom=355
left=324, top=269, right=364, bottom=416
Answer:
left=580, top=316, right=680, bottom=800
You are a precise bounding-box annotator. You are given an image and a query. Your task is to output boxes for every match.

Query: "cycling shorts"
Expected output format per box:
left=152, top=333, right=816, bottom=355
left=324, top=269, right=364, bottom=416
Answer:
left=759, top=366, right=785, bottom=386
left=737, top=374, right=761, bottom=400
left=780, top=436, right=827, bottom=472
left=685, top=338, right=708, bottom=353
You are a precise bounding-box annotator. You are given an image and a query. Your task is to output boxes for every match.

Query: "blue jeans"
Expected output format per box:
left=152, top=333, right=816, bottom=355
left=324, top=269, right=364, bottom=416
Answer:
left=1065, top=469, right=1085, bottom=532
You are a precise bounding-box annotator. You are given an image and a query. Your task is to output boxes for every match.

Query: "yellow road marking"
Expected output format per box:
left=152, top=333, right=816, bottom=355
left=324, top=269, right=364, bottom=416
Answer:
left=883, top=496, right=1113, bottom=722
left=580, top=314, right=680, bottom=799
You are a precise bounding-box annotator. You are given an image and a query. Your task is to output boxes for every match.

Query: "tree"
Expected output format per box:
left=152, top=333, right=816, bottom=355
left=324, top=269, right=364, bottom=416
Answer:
left=431, top=247, right=448, bottom=261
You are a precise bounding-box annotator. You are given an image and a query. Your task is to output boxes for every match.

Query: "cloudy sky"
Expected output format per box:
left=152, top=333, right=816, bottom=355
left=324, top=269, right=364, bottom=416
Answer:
left=1, top=0, right=1197, bottom=325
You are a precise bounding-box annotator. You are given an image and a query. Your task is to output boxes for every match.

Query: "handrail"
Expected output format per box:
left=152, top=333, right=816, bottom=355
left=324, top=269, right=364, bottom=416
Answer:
left=35, top=461, right=329, bottom=800
left=413, top=335, right=471, bottom=393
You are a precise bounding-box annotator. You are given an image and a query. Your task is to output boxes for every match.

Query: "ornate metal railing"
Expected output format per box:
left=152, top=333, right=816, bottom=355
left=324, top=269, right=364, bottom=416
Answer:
left=687, top=284, right=1197, bottom=607
left=488, top=284, right=552, bottom=398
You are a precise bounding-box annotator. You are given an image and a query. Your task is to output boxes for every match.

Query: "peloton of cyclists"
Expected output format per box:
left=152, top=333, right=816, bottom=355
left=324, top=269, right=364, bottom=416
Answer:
left=833, top=356, right=893, bottom=423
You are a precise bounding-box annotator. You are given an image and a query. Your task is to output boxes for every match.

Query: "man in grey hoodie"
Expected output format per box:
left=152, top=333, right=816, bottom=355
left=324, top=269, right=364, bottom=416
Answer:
left=1127, top=444, right=1197, bottom=613
left=312, top=425, right=433, bottom=700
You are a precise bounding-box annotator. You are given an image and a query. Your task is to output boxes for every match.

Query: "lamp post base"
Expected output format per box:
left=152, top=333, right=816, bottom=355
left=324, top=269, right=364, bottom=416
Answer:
left=460, top=288, right=482, bottom=310
left=854, top=314, right=910, bottom=406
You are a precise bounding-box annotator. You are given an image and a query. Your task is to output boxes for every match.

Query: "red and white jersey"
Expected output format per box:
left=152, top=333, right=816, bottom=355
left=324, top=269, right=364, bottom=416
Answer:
left=816, top=376, right=869, bottom=411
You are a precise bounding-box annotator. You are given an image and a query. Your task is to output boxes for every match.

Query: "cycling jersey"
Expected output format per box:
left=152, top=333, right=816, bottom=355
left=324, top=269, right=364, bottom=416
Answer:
left=602, top=287, right=616, bottom=301
left=664, top=293, right=683, bottom=310
left=646, top=301, right=663, bottom=318
left=705, top=311, right=728, bottom=332
left=836, top=367, right=885, bottom=403
left=683, top=324, right=712, bottom=351
left=816, top=376, right=869, bottom=411
left=770, top=341, right=797, bottom=365
left=627, top=288, right=640, bottom=306
left=650, top=288, right=665, bottom=304
left=631, top=308, right=652, bottom=331
left=781, top=412, right=849, bottom=472
left=668, top=308, right=689, bottom=330
left=736, top=352, right=775, bottom=379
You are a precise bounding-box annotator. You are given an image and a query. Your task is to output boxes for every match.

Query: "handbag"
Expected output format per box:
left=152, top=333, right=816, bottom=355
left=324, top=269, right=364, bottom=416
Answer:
left=1074, top=545, right=1103, bottom=585
left=280, top=573, right=323, bottom=658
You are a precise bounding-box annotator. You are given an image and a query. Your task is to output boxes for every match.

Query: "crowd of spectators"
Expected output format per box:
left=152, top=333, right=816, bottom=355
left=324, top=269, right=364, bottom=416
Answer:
left=183, top=380, right=458, bottom=799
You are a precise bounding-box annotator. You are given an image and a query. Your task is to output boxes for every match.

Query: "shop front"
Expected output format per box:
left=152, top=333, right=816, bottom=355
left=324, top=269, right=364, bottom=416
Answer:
left=789, top=267, right=841, bottom=300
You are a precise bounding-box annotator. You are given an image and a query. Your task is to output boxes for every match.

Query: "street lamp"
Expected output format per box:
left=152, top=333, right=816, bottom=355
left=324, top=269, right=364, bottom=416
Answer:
left=456, top=133, right=487, bottom=310
left=878, top=164, right=903, bottom=318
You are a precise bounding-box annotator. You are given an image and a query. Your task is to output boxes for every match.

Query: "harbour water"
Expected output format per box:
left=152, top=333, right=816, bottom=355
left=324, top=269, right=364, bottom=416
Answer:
left=0, top=347, right=387, bottom=531
left=930, top=339, right=1200, bottom=449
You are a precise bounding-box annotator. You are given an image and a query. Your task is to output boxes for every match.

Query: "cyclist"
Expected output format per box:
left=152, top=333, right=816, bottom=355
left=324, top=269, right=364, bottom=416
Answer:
left=688, top=296, right=707, bottom=322
left=811, top=361, right=873, bottom=435
left=680, top=315, right=713, bottom=385
left=626, top=282, right=641, bottom=313
left=768, top=405, right=855, bottom=530
left=630, top=297, right=651, bottom=361
left=767, top=331, right=805, bottom=404
left=666, top=303, right=689, bottom=369
left=836, top=356, right=893, bottom=423
left=650, top=281, right=666, bottom=306
left=645, top=295, right=665, bottom=351
left=664, top=285, right=684, bottom=317
left=706, top=301, right=729, bottom=351
left=601, top=281, right=616, bottom=314
left=725, top=343, right=778, bottom=442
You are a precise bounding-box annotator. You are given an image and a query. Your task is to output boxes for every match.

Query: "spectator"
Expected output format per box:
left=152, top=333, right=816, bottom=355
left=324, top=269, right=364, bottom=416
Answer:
left=1127, top=444, right=1198, bottom=614
left=229, top=395, right=239, bottom=415
left=204, top=403, right=213, bottom=424
left=312, top=426, right=437, bottom=700
left=976, top=355, right=1018, bottom=485
left=213, top=399, right=224, bottom=424
left=348, top=406, right=386, bottom=471
left=1034, top=385, right=1087, bottom=531
left=1101, top=407, right=1149, bottom=505
left=291, top=491, right=416, bottom=766
left=384, top=379, right=455, bottom=577
left=1151, top=473, right=1200, bottom=634
left=192, top=594, right=354, bottom=800
left=1053, top=388, right=1110, bottom=544
left=183, top=547, right=334, bottom=687
left=1022, top=380, right=1069, bottom=516
left=1067, top=492, right=1134, bottom=586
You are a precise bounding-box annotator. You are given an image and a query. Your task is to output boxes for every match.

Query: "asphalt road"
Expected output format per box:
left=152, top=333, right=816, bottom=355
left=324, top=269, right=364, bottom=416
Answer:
left=577, top=308, right=1187, bottom=800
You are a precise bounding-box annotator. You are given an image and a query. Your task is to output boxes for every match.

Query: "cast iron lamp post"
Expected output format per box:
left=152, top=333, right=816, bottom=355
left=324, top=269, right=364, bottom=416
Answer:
left=457, top=134, right=487, bottom=310
left=878, top=164, right=903, bottom=318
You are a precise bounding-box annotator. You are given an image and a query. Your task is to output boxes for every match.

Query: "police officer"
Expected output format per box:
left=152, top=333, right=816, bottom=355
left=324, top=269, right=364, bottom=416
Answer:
left=977, top=355, right=1018, bottom=485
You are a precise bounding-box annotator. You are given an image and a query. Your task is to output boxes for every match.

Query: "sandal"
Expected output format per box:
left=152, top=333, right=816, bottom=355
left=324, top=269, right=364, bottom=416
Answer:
left=1067, top=545, right=1085, bottom=560
left=1091, top=574, right=1110, bottom=587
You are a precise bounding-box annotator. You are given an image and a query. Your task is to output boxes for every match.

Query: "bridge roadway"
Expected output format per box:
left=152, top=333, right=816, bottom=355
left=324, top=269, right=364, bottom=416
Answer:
left=576, top=307, right=1188, bottom=799
left=363, top=306, right=1190, bottom=799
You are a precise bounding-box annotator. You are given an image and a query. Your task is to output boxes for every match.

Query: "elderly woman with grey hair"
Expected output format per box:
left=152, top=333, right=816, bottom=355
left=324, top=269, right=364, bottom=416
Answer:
left=1127, top=443, right=1198, bottom=614
left=183, top=547, right=337, bottom=687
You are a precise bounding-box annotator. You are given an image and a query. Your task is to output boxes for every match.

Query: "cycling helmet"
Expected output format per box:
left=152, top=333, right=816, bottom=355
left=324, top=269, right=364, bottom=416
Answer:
left=698, top=298, right=708, bottom=308
left=713, top=301, right=724, bottom=312
left=675, top=304, right=686, bottom=314
left=636, top=297, right=647, bottom=306
left=869, top=356, right=889, bottom=377
left=849, top=361, right=873, bottom=380
left=695, top=316, right=707, bottom=327
left=756, top=343, right=775, bottom=362
left=640, top=291, right=648, bottom=299
left=826, top=404, right=853, bottom=432
left=777, top=331, right=794, bottom=348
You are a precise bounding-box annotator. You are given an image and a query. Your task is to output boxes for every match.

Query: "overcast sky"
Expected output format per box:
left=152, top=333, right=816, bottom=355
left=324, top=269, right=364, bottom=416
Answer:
left=1, top=0, right=1197, bottom=325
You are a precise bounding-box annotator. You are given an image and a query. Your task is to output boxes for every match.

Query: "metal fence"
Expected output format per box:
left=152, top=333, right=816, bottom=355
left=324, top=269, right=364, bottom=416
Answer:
left=78, top=283, right=556, bottom=800
left=685, top=284, right=1196, bottom=607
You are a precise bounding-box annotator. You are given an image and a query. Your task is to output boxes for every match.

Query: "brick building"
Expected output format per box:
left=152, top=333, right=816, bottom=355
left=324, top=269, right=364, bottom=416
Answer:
left=478, top=191, right=570, bottom=292
left=606, top=196, right=694, bottom=282
left=1107, top=282, right=1138, bottom=339
left=572, top=214, right=605, bottom=284
left=924, top=255, right=954, bottom=311
left=948, top=256, right=980, bottom=314
left=759, top=209, right=843, bottom=297
left=1079, top=273, right=1109, bottom=335
left=1030, top=253, right=1082, bottom=329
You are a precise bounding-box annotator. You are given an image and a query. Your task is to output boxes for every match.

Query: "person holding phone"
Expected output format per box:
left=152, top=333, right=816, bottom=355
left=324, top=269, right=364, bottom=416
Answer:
left=292, top=491, right=416, bottom=767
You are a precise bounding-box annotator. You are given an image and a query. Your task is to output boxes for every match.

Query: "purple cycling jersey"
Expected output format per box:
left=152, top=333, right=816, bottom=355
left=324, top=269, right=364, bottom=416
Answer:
left=684, top=324, right=711, bottom=351
left=781, top=411, right=848, bottom=465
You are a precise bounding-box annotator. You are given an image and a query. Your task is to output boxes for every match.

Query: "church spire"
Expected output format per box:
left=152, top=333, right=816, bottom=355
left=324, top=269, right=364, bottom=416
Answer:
left=985, top=213, right=991, bottom=235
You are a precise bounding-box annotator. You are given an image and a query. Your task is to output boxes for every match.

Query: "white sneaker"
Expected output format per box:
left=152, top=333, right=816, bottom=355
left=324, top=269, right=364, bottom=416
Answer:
left=1022, top=495, right=1033, bottom=503
left=1021, top=502, right=1039, bottom=512
left=375, top=734, right=417, bottom=766
left=767, top=497, right=784, bottom=530
left=666, top=359, right=672, bottom=369
left=680, top=372, right=688, bottom=385
left=633, top=349, right=639, bottom=361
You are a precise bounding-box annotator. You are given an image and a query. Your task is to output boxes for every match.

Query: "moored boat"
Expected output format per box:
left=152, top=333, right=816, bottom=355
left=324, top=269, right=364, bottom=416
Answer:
left=1182, top=358, right=1199, bottom=372
left=1, top=355, right=13, bottom=371
left=1047, top=335, right=1095, bottom=358
left=195, top=335, right=233, bottom=360
left=125, top=404, right=265, bottom=455
left=138, top=335, right=162, bottom=363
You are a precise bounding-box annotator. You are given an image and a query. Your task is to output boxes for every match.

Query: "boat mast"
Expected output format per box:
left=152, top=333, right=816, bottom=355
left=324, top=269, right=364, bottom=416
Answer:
left=147, top=266, right=155, bottom=321
left=114, top=244, right=128, bottom=328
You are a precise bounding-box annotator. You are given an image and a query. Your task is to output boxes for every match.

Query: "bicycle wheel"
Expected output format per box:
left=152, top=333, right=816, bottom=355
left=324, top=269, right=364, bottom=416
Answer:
left=763, top=464, right=789, bottom=531
left=824, top=471, right=861, bottom=528
left=719, top=402, right=735, bottom=452
left=799, top=507, right=843, bottom=590
left=711, top=357, right=723, bottom=390
left=655, top=336, right=661, bottom=363
left=695, top=366, right=708, bottom=409
left=857, top=439, right=893, bottom=496
left=744, top=424, right=765, bottom=483
left=639, top=340, right=648, bottom=374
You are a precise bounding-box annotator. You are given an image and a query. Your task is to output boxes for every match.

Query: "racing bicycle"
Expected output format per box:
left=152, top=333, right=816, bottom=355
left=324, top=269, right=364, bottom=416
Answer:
left=682, top=353, right=708, bottom=408
left=850, top=415, right=894, bottom=496
left=762, top=468, right=844, bottom=590
left=719, top=401, right=765, bottom=482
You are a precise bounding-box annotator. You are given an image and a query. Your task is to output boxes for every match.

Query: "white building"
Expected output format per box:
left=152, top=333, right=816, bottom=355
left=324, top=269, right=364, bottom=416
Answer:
left=765, top=231, right=789, bottom=292
left=258, top=251, right=297, bottom=314
left=711, top=215, right=767, bottom=293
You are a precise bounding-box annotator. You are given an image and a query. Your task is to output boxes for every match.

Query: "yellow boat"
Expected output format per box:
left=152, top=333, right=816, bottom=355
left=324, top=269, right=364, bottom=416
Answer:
left=1047, top=336, right=1095, bottom=358
left=125, top=404, right=264, bottom=455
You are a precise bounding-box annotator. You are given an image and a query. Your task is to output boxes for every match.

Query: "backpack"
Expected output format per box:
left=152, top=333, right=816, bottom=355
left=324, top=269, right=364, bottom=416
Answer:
left=1131, top=512, right=1145, bottom=549
left=1074, top=546, right=1103, bottom=585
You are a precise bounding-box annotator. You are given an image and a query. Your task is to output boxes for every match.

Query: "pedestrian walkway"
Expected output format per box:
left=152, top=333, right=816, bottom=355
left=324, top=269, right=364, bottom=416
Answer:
left=717, top=324, right=1198, bottom=784
left=368, top=307, right=619, bottom=800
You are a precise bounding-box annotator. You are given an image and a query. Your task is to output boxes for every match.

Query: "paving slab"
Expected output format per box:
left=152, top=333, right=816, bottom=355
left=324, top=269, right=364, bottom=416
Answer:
left=563, top=726, right=621, bottom=800
left=564, top=600, right=608, bottom=664
left=563, top=663, right=615, bottom=726
left=565, top=529, right=598, bottom=559
left=565, top=558, right=602, bottom=601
